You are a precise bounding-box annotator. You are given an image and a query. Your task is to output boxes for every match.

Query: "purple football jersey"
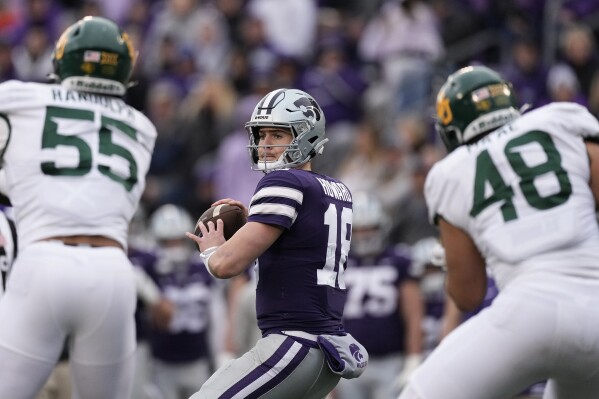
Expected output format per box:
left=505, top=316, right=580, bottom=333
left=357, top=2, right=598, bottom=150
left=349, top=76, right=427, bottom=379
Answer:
left=248, top=169, right=352, bottom=335
left=343, top=245, right=417, bottom=356
left=142, top=252, right=215, bottom=363
left=129, top=247, right=158, bottom=342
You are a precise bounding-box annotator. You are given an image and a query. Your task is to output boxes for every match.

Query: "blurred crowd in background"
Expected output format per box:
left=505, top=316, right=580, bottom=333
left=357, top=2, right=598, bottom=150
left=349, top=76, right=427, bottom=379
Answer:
left=1, top=0, right=598, bottom=244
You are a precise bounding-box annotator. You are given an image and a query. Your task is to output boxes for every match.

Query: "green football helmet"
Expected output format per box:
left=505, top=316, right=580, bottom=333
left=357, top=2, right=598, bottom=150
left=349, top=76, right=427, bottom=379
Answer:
left=435, top=65, right=520, bottom=152
left=52, top=16, right=137, bottom=96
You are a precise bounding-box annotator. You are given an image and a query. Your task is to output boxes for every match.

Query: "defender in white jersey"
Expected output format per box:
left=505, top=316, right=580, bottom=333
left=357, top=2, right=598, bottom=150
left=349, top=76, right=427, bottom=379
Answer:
left=399, top=66, right=599, bottom=399
left=0, top=17, right=157, bottom=399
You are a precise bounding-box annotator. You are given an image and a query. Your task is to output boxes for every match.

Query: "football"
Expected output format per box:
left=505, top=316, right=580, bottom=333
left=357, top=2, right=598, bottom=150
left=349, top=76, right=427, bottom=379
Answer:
left=194, top=204, right=247, bottom=241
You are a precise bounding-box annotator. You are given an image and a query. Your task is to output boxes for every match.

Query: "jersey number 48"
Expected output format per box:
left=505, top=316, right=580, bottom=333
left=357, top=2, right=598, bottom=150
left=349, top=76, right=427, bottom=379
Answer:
left=470, top=130, right=572, bottom=222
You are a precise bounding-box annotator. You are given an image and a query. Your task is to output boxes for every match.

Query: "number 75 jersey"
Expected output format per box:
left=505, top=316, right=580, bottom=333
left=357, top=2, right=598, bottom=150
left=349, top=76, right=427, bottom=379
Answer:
left=425, top=102, right=599, bottom=287
left=0, top=80, right=157, bottom=249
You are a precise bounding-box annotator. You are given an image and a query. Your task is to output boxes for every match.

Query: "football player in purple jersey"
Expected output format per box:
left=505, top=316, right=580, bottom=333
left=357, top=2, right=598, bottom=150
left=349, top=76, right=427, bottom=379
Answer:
left=187, top=88, right=367, bottom=399
left=142, top=204, right=220, bottom=399
left=128, top=205, right=173, bottom=399
left=336, top=191, right=424, bottom=399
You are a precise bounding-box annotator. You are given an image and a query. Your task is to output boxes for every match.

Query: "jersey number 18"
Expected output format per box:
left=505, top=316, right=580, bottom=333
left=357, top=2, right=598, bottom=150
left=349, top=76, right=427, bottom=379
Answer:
left=318, top=204, right=352, bottom=289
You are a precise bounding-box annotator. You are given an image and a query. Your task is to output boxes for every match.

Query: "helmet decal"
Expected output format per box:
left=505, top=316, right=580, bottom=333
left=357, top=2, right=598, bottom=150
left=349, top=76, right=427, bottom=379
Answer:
left=121, top=32, right=137, bottom=66
left=100, top=52, right=118, bottom=66
left=254, top=89, right=285, bottom=116
left=54, top=27, right=72, bottom=61
left=83, top=50, right=101, bottom=62
left=293, top=96, right=322, bottom=124
left=436, top=93, right=452, bottom=125
left=80, top=62, right=94, bottom=74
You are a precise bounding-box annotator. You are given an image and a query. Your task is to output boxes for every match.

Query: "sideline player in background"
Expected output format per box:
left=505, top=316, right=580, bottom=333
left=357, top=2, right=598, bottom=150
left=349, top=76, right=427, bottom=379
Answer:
left=336, top=191, right=423, bottom=399
left=143, top=203, right=221, bottom=399
left=399, top=65, right=599, bottom=399
left=187, top=88, right=367, bottom=398
left=0, top=16, right=157, bottom=398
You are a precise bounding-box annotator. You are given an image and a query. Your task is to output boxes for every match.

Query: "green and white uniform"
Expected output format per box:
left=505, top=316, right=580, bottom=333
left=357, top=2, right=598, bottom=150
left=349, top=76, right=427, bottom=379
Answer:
left=0, top=80, right=155, bottom=249
left=426, top=102, right=599, bottom=289
left=400, top=102, right=599, bottom=399
left=0, top=80, right=156, bottom=399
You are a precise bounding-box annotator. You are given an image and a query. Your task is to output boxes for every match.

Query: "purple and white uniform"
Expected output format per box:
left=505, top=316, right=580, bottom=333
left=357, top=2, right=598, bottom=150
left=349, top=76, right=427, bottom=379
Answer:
left=336, top=245, right=418, bottom=399
left=193, top=169, right=354, bottom=399
left=250, top=169, right=352, bottom=336
left=342, top=245, right=415, bottom=356
left=136, top=249, right=216, bottom=399
left=140, top=253, right=215, bottom=363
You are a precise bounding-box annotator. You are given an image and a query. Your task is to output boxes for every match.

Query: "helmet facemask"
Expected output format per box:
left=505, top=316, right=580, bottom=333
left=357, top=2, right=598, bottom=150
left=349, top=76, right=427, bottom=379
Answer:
left=434, top=120, right=462, bottom=153
left=247, top=120, right=327, bottom=171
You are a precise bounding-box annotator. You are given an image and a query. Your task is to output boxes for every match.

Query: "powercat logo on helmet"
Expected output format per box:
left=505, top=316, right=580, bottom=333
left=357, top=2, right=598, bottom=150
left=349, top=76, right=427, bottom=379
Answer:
left=293, top=96, right=322, bottom=123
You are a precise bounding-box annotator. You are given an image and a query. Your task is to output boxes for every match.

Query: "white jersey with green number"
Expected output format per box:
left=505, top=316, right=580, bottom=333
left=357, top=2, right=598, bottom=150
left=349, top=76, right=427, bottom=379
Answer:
left=0, top=80, right=157, bottom=250
left=425, top=102, right=599, bottom=289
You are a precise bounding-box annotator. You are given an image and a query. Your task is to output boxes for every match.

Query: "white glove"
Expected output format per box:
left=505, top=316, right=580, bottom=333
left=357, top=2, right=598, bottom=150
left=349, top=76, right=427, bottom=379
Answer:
left=394, top=353, right=423, bottom=392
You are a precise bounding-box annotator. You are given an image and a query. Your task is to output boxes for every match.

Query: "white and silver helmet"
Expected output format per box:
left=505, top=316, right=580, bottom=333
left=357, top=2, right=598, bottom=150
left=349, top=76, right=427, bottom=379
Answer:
left=149, top=204, right=195, bottom=266
left=149, top=204, right=194, bottom=241
left=351, top=191, right=390, bottom=256
left=245, top=88, right=328, bottom=171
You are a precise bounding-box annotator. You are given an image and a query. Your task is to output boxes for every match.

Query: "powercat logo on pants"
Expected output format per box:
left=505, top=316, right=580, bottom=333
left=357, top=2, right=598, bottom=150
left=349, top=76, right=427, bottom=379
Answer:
left=350, top=343, right=366, bottom=368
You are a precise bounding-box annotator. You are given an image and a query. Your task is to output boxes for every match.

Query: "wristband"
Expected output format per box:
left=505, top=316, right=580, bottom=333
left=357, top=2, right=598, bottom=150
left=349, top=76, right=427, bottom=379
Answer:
left=200, top=246, right=219, bottom=277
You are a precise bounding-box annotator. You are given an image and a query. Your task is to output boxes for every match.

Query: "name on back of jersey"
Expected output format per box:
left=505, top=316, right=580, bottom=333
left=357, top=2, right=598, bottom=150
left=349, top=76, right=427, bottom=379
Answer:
left=316, top=177, right=352, bottom=202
